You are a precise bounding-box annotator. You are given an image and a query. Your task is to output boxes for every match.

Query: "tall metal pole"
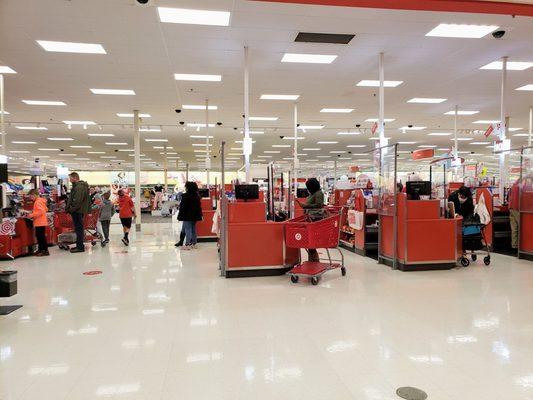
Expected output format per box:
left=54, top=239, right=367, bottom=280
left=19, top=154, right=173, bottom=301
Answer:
left=0, top=74, right=5, bottom=155
left=206, top=98, right=210, bottom=187
left=220, top=141, right=227, bottom=277
left=499, top=56, right=508, bottom=201
left=163, top=145, right=168, bottom=192
left=292, top=102, right=298, bottom=217
left=527, top=106, right=533, bottom=147
left=378, top=52, right=385, bottom=145
left=453, top=105, right=458, bottom=159
left=334, top=159, right=338, bottom=190
left=244, top=46, right=251, bottom=182
left=133, top=110, right=142, bottom=231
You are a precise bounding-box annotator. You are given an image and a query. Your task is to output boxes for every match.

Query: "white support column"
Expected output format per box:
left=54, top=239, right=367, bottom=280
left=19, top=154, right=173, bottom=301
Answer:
left=163, top=145, right=168, bottom=192
left=244, top=46, right=251, bottom=182
left=527, top=106, right=533, bottom=146
left=334, top=160, right=338, bottom=190
left=292, top=102, right=298, bottom=216
left=0, top=74, right=5, bottom=155
left=499, top=56, right=508, bottom=201
left=206, top=98, right=210, bottom=186
left=133, top=110, right=142, bottom=231
left=453, top=105, right=459, bottom=159
left=378, top=52, right=385, bottom=146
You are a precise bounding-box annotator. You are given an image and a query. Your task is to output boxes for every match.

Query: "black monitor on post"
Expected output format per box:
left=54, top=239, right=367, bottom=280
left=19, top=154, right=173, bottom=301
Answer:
left=198, top=188, right=210, bottom=198
left=406, top=181, right=431, bottom=200
left=296, top=188, right=308, bottom=198
left=235, top=184, right=259, bottom=201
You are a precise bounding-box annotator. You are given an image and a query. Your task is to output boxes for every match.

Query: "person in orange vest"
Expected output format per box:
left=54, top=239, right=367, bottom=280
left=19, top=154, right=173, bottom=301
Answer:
left=508, top=178, right=520, bottom=249
left=24, top=189, right=50, bottom=256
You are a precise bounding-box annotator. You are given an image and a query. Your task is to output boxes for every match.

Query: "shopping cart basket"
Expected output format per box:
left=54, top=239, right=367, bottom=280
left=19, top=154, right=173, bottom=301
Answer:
left=285, top=212, right=345, bottom=285
left=460, top=222, right=491, bottom=267
left=55, top=211, right=102, bottom=250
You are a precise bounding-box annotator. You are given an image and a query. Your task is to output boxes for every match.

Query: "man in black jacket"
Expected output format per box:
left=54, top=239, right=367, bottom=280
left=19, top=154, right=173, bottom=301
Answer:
left=177, top=182, right=203, bottom=249
left=66, top=172, right=91, bottom=253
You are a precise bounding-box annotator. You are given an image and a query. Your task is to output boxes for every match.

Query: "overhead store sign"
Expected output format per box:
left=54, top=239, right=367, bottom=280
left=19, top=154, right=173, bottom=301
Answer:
left=412, top=148, right=434, bottom=160
left=371, top=122, right=378, bottom=135
left=494, top=139, right=511, bottom=152
left=484, top=123, right=502, bottom=138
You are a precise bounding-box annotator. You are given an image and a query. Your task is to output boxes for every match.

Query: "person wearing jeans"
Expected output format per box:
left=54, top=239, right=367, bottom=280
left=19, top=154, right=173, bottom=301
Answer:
left=25, top=189, right=50, bottom=256
left=66, top=172, right=91, bottom=253
left=177, top=181, right=203, bottom=250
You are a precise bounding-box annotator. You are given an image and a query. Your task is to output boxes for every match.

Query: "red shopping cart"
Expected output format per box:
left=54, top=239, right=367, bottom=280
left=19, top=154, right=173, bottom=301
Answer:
left=55, top=210, right=102, bottom=250
left=285, top=212, right=345, bottom=285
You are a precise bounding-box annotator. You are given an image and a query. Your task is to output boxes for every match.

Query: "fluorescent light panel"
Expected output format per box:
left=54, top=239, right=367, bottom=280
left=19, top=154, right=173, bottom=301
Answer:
left=158, top=7, right=231, bottom=26
left=320, top=108, right=354, bottom=113
left=425, top=24, right=499, bottom=38
left=12, top=141, right=36, bottom=144
left=366, top=118, right=395, bottom=122
left=174, top=73, right=221, bottom=82
left=15, top=126, right=48, bottom=130
left=0, top=66, right=16, bottom=74
left=145, top=139, right=168, bottom=142
left=90, top=88, right=135, bottom=95
left=260, top=94, right=300, bottom=100
left=317, top=141, right=338, bottom=144
left=480, top=61, right=533, bottom=71
left=63, top=120, right=96, bottom=125
left=249, top=116, right=278, bottom=121
left=182, top=105, right=218, bottom=110
left=117, top=113, right=151, bottom=118
left=48, top=138, right=73, bottom=141
left=428, top=132, right=452, bottom=136
left=298, top=125, right=324, bottom=130
left=22, top=100, right=66, bottom=106
left=400, top=126, right=426, bottom=130
left=37, top=40, right=106, bottom=54
left=516, top=84, right=533, bottom=91
left=187, top=123, right=215, bottom=128
left=338, top=132, right=360, bottom=136
left=281, top=53, right=337, bottom=64
left=473, top=120, right=500, bottom=124
left=357, top=80, right=403, bottom=87
left=445, top=110, right=479, bottom=115
left=88, top=133, right=114, bottom=137
left=407, top=98, right=447, bottom=104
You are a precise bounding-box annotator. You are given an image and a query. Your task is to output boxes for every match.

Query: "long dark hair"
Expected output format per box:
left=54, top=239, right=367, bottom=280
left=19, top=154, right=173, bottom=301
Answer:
left=305, top=178, right=321, bottom=195
left=185, top=181, right=199, bottom=194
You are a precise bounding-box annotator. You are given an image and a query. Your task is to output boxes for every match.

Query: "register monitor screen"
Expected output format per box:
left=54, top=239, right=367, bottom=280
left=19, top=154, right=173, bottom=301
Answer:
left=297, top=188, right=308, bottom=198
left=406, top=181, right=431, bottom=200
left=235, top=184, right=259, bottom=200
left=198, top=188, right=210, bottom=198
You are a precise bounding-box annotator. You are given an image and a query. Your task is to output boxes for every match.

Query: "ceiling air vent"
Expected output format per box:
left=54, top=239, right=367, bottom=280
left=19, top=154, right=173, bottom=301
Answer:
left=294, top=32, right=355, bottom=44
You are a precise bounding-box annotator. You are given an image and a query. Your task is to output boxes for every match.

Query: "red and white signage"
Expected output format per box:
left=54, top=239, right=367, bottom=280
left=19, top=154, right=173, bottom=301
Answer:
left=484, top=123, right=502, bottom=138
left=371, top=122, right=378, bottom=135
left=412, top=148, right=435, bottom=160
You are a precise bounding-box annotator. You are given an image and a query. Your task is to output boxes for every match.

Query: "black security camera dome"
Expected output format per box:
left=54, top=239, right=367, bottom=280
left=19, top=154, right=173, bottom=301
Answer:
left=217, top=122, right=223, bottom=126
left=492, top=30, right=506, bottom=39
left=179, top=121, right=185, bottom=125
left=175, top=109, right=182, bottom=114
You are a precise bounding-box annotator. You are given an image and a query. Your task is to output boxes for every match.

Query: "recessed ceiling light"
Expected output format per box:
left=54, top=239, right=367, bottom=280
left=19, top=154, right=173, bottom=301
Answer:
left=249, top=131, right=264, bottom=135
left=0, top=66, right=16, bottom=74
left=192, top=143, right=212, bottom=147
left=22, top=100, right=66, bottom=106
left=48, top=137, right=74, bottom=141
left=105, top=142, right=128, bottom=146
left=516, top=84, right=533, bottom=91
left=347, top=145, right=367, bottom=148
left=190, top=135, right=214, bottom=139
left=182, top=105, right=218, bottom=110
left=283, top=137, right=305, bottom=140
left=87, top=151, right=106, bottom=154
left=317, top=156, right=332, bottom=158
left=37, top=40, right=106, bottom=54
left=418, top=145, right=437, bottom=148
left=117, top=113, right=151, bottom=118
left=303, top=148, right=321, bottom=151
left=249, top=116, right=278, bottom=121
left=281, top=53, right=337, bottom=64
left=12, top=141, right=37, bottom=144
left=298, top=125, right=324, bottom=130
left=58, top=153, right=76, bottom=156
left=74, top=158, right=91, bottom=161
left=428, top=132, right=452, bottom=136
left=119, top=149, right=135, bottom=152
left=425, top=23, right=499, bottom=38
left=513, top=133, right=529, bottom=137
left=400, top=126, right=426, bottom=130
left=10, top=150, right=30, bottom=154
left=63, top=120, right=96, bottom=126
left=15, top=126, right=48, bottom=130
left=90, top=88, right=135, bottom=95
left=317, top=141, right=338, bottom=144
left=444, top=110, right=479, bottom=115
left=508, top=128, right=522, bottom=132
left=272, top=145, right=291, bottom=148
left=407, top=98, right=447, bottom=104
left=330, top=151, right=347, bottom=154
left=337, top=132, right=360, bottom=136
left=88, top=133, right=114, bottom=137
left=139, top=127, right=161, bottom=132
left=480, top=61, right=533, bottom=71
left=369, top=137, right=391, bottom=140
left=0, top=111, right=10, bottom=115
left=366, top=118, right=395, bottom=122
left=320, top=108, right=354, bottom=113
left=174, top=73, right=222, bottom=82
left=473, top=120, right=500, bottom=124
left=158, top=7, right=231, bottom=26
left=470, top=141, right=490, bottom=145
left=145, top=139, right=168, bottom=142
left=260, top=94, right=300, bottom=101
left=357, top=80, right=403, bottom=87
left=264, top=151, right=281, bottom=154
left=398, top=141, right=417, bottom=144
left=452, top=138, right=474, bottom=141
left=187, top=123, right=215, bottom=128
left=100, top=156, right=116, bottom=159
left=70, top=145, right=92, bottom=148
left=257, top=155, right=273, bottom=158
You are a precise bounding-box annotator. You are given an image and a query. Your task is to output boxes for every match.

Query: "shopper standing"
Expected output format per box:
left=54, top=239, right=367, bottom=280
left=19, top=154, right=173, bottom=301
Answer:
left=66, top=172, right=90, bottom=253
left=509, top=178, right=520, bottom=249
left=177, top=181, right=202, bottom=250
left=98, top=191, right=114, bottom=246
left=117, top=189, right=135, bottom=246
left=296, top=178, right=325, bottom=262
left=25, top=189, right=50, bottom=257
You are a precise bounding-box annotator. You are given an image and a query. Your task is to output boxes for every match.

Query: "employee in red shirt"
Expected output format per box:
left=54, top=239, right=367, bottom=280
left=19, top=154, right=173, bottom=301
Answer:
left=508, top=179, right=520, bottom=249
left=117, top=190, right=135, bottom=246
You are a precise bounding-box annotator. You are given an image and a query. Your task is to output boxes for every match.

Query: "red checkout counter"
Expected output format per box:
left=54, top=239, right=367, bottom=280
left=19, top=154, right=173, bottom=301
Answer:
left=519, top=188, right=533, bottom=260
left=379, top=194, right=462, bottom=271
left=196, top=198, right=217, bottom=242
left=0, top=217, right=54, bottom=259
left=223, top=200, right=299, bottom=278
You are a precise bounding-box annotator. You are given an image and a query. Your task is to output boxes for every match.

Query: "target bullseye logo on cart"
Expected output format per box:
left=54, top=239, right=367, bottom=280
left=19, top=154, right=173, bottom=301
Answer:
left=295, top=233, right=302, bottom=241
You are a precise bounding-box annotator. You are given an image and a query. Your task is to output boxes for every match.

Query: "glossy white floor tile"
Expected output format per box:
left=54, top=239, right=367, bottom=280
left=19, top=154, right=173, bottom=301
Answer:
left=1, top=221, right=533, bottom=399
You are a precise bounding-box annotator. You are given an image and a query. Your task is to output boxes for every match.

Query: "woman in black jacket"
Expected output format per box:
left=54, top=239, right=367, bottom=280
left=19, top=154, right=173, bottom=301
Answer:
left=448, top=186, right=475, bottom=220
left=177, top=181, right=203, bottom=249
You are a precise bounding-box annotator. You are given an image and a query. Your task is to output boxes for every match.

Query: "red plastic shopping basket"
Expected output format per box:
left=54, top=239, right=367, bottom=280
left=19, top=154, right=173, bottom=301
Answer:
left=285, top=214, right=341, bottom=249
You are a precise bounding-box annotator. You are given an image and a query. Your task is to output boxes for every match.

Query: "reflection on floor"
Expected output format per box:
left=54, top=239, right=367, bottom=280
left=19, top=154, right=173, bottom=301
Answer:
left=1, top=222, right=532, bottom=400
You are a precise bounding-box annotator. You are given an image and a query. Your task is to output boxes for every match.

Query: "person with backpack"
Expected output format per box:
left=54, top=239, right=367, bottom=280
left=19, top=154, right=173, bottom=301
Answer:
left=177, top=181, right=203, bottom=250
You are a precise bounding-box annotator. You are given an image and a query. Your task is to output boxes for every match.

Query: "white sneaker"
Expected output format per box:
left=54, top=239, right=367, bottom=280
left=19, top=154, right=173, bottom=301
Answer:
left=182, top=245, right=192, bottom=251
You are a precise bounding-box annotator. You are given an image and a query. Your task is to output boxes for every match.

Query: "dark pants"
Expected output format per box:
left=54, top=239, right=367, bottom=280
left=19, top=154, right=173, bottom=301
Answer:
left=35, top=226, right=48, bottom=253
left=71, top=212, right=85, bottom=250
left=100, top=220, right=110, bottom=241
left=308, top=249, right=319, bottom=262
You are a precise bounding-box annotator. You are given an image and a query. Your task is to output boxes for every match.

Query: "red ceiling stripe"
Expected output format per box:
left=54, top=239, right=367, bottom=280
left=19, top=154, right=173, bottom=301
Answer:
left=252, top=0, right=533, bottom=17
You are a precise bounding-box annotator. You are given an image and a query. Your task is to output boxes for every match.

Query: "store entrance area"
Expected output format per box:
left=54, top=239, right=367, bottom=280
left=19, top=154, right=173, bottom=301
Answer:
left=1, top=221, right=532, bottom=400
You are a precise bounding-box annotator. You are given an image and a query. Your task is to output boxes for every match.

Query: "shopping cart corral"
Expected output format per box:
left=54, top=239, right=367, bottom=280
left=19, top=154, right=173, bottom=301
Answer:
left=285, top=212, right=345, bottom=285
left=55, top=211, right=102, bottom=250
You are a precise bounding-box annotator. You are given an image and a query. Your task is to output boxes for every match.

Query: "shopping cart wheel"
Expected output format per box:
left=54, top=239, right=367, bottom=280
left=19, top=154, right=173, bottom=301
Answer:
left=483, top=256, right=491, bottom=266
left=290, top=275, right=299, bottom=284
left=341, top=267, right=347, bottom=276
left=471, top=254, right=477, bottom=262
left=460, top=257, right=470, bottom=267
left=311, top=276, right=319, bottom=286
